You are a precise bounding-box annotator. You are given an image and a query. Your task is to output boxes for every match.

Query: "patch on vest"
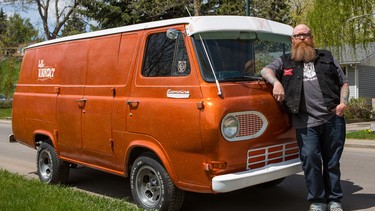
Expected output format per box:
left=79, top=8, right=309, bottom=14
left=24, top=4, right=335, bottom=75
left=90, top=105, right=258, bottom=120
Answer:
left=283, top=68, right=293, bottom=76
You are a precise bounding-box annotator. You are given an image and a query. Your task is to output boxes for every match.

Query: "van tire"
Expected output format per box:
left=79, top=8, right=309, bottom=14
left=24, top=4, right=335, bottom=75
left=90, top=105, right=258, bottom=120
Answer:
left=130, top=154, right=184, bottom=211
left=36, top=142, right=70, bottom=184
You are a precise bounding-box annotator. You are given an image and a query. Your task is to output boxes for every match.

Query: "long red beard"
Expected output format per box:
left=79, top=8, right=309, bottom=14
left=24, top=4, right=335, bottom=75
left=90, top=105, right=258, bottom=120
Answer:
left=291, top=41, right=316, bottom=63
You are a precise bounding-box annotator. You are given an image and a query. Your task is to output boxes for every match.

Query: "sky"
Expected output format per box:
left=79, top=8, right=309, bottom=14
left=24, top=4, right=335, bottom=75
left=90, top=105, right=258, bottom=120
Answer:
left=1, top=1, right=43, bottom=31
left=0, top=0, right=95, bottom=38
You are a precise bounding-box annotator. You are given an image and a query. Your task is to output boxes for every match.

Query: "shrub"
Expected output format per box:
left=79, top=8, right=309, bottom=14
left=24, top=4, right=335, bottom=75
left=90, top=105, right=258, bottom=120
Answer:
left=345, top=97, right=373, bottom=120
left=0, top=101, right=12, bottom=109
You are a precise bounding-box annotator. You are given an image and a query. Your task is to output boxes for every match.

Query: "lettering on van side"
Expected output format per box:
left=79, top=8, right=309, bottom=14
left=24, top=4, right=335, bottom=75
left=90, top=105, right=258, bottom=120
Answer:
left=38, top=60, right=56, bottom=81
left=166, top=89, right=190, bottom=99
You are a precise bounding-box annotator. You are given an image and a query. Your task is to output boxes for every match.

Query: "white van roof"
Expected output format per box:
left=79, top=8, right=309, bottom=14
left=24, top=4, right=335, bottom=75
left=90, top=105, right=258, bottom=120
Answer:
left=28, top=16, right=292, bottom=48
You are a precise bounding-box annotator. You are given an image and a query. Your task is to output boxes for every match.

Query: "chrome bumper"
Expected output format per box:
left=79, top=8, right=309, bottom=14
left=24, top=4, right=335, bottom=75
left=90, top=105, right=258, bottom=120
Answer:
left=212, top=158, right=302, bottom=193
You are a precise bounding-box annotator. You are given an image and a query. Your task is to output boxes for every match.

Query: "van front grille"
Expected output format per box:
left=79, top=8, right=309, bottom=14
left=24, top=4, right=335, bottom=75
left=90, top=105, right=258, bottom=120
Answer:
left=247, top=142, right=300, bottom=170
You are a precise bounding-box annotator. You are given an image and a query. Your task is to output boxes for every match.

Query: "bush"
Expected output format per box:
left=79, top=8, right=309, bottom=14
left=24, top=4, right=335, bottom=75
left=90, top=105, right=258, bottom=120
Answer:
left=0, top=100, right=12, bottom=109
left=345, top=97, right=373, bottom=120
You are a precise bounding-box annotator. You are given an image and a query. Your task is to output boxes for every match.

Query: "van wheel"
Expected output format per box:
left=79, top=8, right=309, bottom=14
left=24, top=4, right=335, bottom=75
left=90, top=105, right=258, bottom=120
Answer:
left=130, top=154, right=184, bottom=211
left=36, top=142, right=70, bottom=184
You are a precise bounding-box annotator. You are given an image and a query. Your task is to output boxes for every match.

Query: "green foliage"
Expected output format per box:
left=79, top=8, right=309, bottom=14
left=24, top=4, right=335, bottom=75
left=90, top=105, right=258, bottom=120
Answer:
left=61, top=12, right=86, bottom=37
left=345, top=97, right=374, bottom=120
left=346, top=130, right=375, bottom=140
left=79, top=0, right=292, bottom=30
left=252, top=0, right=292, bottom=24
left=0, top=108, right=12, bottom=118
left=4, top=13, right=38, bottom=46
left=0, top=58, right=20, bottom=100
left=288, top=0, right=314, bottom=26
left=0, top=169, right=141, bottom=210
left=79, top=0, right=135, bottom=29
left=307, top=0, right=374, bottom=49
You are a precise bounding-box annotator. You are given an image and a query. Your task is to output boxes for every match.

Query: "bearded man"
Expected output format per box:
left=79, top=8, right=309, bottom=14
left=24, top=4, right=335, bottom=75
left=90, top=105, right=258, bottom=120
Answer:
left=261, top=24, right=349, bottom=211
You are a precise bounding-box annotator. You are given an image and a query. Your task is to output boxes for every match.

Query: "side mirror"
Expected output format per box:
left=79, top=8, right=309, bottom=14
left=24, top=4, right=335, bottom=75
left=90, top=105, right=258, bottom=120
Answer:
left=166, top=28, right=180, bottom=40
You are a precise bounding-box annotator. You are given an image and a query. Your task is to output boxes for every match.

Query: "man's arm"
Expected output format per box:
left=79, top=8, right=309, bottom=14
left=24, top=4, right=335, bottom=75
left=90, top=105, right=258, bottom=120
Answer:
left=333, top=57, right=349, bottom=116
left=334, top=82, right=349, bottom=116
left=261, top=67, right=285, bottom=102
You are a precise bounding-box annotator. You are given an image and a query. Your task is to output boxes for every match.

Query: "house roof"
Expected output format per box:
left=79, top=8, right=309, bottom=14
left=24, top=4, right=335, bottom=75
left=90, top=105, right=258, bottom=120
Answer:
left=330, top=42, right=375, bottom=64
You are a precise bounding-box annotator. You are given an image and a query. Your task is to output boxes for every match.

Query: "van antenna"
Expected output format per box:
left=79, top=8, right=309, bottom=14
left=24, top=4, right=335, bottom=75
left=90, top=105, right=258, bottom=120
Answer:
left=199, top=34, right=222, bottom=96
left=185, top=6, right=193, bottom=20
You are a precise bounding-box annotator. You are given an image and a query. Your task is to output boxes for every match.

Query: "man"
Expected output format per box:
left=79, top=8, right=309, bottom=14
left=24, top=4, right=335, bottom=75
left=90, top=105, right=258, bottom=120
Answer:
left=261, top=24, right=349, bottom=211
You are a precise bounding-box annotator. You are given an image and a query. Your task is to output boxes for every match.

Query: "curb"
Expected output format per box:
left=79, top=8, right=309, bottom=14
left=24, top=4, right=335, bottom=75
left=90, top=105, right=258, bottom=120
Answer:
left=345, top=139, right=375, bottom=149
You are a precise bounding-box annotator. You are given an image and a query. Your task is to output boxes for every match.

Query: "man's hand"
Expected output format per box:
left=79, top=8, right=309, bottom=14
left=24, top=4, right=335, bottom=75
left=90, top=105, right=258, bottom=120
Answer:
left=273, top=81, right=285, bottom=102
left=333, top=103, right=347, bottom=117
left=261, top=68, right=285, bottom=102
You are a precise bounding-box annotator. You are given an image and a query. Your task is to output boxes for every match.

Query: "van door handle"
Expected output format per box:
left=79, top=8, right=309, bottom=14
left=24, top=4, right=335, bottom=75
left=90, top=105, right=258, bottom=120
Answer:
left=127, top=100, right=139, bottom=108
left=76, top=98, right=87, bottom=103
left=76, top=98, right=87, bottom=109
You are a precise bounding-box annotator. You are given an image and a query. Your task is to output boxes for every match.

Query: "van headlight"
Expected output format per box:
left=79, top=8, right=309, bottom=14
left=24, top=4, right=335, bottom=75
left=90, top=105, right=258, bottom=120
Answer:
left=221, top=115, right=239, bottom=139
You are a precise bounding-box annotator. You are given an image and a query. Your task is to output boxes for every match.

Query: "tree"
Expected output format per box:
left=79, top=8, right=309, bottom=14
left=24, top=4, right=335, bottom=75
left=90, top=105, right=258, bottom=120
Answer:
left=0, top=57, right=19, bottom=100
left=35, top=0, right=80, bottom=39
left=61, top=11, right=85, bottom=36
left=0, top=12, right=38, bottom=100
left=288, top=0, right=313, bottom=26
left=252, top=0, right=292, bottom=24
left=307, top=0, right=374, bottom=49
left=5, top=13, right=38, bottom=46
left=79, top=0, right=132, bottom=29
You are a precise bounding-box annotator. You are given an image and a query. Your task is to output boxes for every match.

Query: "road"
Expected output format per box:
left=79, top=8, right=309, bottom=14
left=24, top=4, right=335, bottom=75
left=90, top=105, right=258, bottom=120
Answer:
left=1, top=121, right=375, bottom=211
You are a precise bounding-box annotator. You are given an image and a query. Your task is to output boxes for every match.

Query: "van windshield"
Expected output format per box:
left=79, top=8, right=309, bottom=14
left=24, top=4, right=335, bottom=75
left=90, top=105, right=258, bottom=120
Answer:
left=192, top=32, right=291, bottom=82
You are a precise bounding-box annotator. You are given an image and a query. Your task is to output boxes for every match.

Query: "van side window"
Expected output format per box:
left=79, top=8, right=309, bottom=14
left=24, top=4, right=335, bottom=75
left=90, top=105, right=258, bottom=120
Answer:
left=142, top=32, right=190, bottom=77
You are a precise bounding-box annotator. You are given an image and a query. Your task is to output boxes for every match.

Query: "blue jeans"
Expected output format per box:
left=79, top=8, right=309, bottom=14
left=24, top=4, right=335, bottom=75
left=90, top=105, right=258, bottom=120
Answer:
left=296, top=115, right=346, bottom=203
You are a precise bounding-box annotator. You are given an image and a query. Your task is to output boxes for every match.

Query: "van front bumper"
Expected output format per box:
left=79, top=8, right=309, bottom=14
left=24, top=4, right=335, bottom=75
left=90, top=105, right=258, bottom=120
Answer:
left=212, top=158, right=302, bottom=193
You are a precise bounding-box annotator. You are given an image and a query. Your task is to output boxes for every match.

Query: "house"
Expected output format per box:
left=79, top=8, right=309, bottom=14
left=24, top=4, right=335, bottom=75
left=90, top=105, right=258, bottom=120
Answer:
left=332, top=43, right=375, bottom=109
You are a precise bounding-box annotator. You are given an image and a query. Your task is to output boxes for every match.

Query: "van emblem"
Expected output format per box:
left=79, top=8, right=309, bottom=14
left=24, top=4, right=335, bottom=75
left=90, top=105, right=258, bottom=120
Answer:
left=38, top=60, right=56, bottom=81
left=177, top=61, right=187, bottom=73
left=167, top=89, right=190, bottom=99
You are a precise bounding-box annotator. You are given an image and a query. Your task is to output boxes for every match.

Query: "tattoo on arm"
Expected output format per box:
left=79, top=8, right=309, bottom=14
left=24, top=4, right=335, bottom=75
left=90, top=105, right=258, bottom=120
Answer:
left=261, top=68, right=280, bottom=85
left=340, top=83, right=349, bottom=105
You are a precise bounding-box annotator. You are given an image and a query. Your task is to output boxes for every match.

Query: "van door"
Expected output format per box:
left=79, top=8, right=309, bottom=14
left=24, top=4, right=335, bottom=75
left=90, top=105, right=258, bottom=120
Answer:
left=57, top=41, right=88, bottom=155
left=127, top=27, right=205, bottom=183
left=81, top=35, right=121, bottom=156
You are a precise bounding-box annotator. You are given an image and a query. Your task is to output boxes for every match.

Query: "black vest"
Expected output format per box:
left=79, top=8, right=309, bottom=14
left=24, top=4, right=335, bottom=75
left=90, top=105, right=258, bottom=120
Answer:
left=277, top=49, right=341, bottom=114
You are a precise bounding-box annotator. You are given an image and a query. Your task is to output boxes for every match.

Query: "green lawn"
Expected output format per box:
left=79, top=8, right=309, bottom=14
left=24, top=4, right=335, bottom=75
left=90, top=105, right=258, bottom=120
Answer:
left=0, top=169, right=141, bottom=210
left=0, top=108, right=12, bottom=119
left=346, top=130, right=375, bottom=140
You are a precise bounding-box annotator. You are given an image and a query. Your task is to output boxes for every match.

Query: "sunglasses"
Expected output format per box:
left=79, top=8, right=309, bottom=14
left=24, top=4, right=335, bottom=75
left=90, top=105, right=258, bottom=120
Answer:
left=292, top=33, right=312, bottom=39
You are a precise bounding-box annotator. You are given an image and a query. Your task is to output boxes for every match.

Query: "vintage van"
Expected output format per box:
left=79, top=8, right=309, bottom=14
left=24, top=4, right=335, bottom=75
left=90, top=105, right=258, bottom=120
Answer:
left=11, top=16, right=301, bottom=210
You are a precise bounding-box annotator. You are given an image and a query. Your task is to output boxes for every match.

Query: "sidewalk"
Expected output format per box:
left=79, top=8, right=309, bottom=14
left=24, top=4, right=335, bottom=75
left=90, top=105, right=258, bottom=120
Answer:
left=1, top=119, right=375, bottom=149
left=345, top=121, right=375, bottom=149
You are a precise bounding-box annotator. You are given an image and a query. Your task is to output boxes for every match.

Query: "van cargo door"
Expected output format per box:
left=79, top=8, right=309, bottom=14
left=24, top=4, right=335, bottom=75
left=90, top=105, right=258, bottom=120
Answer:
left=57, top=41, right=88, bottom=153
left=81, top=35, right=121, bottom=156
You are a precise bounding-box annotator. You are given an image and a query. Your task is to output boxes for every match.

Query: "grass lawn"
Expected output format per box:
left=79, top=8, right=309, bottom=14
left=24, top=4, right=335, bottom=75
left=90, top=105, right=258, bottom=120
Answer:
left=346, top=130, right=375, bottom=140
left=0, top=108, right=12, bottom=119
left=0, top=169, right=141, bottom=210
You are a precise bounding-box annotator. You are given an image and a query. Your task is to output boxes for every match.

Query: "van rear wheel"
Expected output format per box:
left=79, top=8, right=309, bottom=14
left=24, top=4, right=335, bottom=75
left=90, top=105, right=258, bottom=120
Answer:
left=130, top=154, right=184, bottom=211
left=36, top=142, right=70, bottom=184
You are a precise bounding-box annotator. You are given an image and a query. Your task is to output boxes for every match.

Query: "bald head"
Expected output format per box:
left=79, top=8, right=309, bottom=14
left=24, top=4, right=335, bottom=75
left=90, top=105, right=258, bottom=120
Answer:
left=293, top=24, right=312, bottom=37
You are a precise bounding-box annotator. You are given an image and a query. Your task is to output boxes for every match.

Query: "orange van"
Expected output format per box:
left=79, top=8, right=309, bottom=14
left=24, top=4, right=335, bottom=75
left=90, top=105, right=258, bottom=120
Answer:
left=11, top=16, right=301, bottom=210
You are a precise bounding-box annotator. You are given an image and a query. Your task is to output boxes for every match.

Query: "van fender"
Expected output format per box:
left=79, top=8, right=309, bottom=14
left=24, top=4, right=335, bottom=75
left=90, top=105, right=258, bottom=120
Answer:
left=125, top=140, right=178, bottom=183
left=33, top=130, right=59, bottom=152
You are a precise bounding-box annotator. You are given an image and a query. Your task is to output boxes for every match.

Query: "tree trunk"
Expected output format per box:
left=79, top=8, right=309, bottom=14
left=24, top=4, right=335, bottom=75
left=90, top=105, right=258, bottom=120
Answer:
left=194, top=0, right=201, bottom=16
